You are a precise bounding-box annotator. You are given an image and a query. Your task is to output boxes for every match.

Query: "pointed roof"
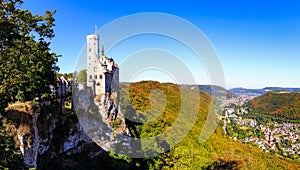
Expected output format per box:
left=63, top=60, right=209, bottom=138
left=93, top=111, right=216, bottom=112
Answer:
left=101, top=44, right=105, bottom=56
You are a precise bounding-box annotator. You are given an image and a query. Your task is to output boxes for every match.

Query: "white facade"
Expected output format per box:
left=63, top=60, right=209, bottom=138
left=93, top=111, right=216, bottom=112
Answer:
left=86, top=34, right=119, bottom=99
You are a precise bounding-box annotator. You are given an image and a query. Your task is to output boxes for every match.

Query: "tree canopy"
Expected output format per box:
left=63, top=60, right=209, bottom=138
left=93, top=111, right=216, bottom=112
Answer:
left=76, top=69, right=87, bottom=83
left=249, top=91, right=300, bottom=121
left=119, top=81, right=300, bottom=169
left=0, top=0, right=60, bottom=112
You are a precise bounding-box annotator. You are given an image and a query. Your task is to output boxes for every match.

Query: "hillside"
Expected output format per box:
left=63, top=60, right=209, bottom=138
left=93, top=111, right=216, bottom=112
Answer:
left=1, top=81, right=300, bottom=169
left=120, top=81, right=300, bottom=169
left=249, top=91, right=300, bottom=120
left=196, top=85, right=233, bottom=98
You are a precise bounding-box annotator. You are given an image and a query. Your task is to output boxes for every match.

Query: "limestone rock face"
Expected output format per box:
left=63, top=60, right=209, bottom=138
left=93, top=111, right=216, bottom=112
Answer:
left=4, top=101, right=103, bottom=169
left=4, top=83, right=128, bottom=169
left=72, top=83, right=128, bottom=152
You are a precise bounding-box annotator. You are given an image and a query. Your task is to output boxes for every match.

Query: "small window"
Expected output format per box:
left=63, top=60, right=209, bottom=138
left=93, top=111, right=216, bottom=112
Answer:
left=100, top=74, right=103, bottom=79
left=89, top=48, right=91, bottom=52
left=89, top=75, right=92, bottom=80
left=94, top=75, right=97, bottom=79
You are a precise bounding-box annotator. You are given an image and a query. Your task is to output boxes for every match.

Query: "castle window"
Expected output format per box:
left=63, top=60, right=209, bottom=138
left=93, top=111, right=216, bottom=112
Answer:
left=89, top=75, right=92, bottom=80
left=100, top=74, right=103, bottom=79
left=89, top=48, right=91, bottom=52
left=94, top=75, right=97, bottom=79
left=96, top=82, right=101, bottom=86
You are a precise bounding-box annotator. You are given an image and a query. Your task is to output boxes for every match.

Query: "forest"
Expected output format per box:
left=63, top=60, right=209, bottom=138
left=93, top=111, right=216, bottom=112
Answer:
left=115, top=81, right=300, bottom=169
left=248, top=91, right=300, bottom=123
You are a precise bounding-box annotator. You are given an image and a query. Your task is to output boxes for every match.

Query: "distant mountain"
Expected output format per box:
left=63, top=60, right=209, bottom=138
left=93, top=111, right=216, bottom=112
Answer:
left=196, top=85, right=233, bottom=98
left=230, top=87, right=300, bottom=96
left=263, top=87, right=300, bottom=92
left=249, top=91, right=300, bottom=120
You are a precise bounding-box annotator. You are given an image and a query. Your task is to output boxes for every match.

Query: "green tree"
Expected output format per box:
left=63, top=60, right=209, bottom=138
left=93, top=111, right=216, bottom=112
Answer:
left=0, top=0, right=60, bottom=113
left=0, top=117, right=25, bottom=169
left=76, top=69, right=87, bottom=83
left=63, top=72, right=73, bottom=79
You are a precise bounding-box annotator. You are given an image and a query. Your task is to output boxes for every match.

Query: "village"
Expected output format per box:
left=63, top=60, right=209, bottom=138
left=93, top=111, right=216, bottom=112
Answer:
left=223, top=96, right=300, bottom=159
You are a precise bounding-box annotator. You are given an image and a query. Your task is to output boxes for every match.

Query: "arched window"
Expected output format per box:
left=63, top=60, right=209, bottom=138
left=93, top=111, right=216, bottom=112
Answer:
left=93, top=67, right=97, bottom=72
left=100, top=74, right=103, bottom=79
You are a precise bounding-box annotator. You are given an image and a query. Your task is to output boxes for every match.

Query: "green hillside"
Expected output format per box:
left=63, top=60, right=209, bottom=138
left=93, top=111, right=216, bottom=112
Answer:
left=249, top=91, right=300, bottom=121
left=120, top=81, right=300, bottom=169
left=1, top=81, right=300, bottom=169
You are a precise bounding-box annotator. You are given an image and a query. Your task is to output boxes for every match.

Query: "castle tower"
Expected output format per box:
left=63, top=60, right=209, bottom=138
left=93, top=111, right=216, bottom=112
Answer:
left=86, top=34, right=119, bottom=105
left=87, top=34, right=99, bottom=93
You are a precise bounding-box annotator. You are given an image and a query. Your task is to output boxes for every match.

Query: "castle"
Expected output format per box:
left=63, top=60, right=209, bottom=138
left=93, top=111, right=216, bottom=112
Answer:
left=86, top=34, right=119, bottom=105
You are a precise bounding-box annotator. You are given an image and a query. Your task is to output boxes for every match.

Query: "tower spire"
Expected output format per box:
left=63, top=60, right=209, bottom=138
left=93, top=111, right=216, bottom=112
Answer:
left=101, top=44, right=105, bottom=56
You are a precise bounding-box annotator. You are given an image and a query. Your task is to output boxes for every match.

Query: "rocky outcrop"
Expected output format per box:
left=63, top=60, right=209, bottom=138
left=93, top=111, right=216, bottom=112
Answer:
left=72, top=83, right=130, bottom=154
left=3, top=81, right=130, bottom=169
left=4, top=101, right=103, bottom=169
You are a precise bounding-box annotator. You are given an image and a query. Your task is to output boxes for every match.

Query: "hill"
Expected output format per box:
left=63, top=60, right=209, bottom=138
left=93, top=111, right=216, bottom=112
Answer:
left=249, top=91, right=300, bottom=120
left=120, top=81, right=300, bottom=169
left=196, top=85, right=233, bottom=98
left=230, top=87, right=300, bottom=96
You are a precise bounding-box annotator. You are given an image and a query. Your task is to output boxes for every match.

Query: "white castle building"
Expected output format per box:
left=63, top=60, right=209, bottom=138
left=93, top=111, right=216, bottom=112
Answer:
left=86, top=34, right=119, bottom=103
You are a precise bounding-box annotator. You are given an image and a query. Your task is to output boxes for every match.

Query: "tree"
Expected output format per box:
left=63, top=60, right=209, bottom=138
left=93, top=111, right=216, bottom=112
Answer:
left=0, top=0, right=60, bottom=113
left=0, top=116, right=25, bottom=169
left=76, top=69, right=87, bottom=83
left=63, top=72, right=73, bottom=79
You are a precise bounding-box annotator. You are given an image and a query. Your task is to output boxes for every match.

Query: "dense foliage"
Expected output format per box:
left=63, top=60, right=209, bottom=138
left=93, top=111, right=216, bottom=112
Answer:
left=0, top=0, right=59, bottom=168
left=0, top=115, right=25, bottom=169
left=124, top=81, right=181, bottom=137
left=249, top=91, right=300, bottom=121
left=76, top=69, right=87, bottom=83
left=120, top=81, right=300, bottom=169
left=0, top=0, right=60, bottom=113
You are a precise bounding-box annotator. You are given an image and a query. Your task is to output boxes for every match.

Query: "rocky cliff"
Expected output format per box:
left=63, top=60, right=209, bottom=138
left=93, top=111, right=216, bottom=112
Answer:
left=3, top=100, right=106, bottom=169
left=3, top=83, right=129, bottom=169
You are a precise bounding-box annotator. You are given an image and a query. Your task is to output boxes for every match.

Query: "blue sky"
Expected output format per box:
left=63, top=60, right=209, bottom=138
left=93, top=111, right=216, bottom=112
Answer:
left=22, top=0, right=300, bottom=89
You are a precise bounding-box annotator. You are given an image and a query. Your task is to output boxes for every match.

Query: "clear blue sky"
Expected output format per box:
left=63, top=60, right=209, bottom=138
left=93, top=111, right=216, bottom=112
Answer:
left=22, top=0, right=300, bottom=89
